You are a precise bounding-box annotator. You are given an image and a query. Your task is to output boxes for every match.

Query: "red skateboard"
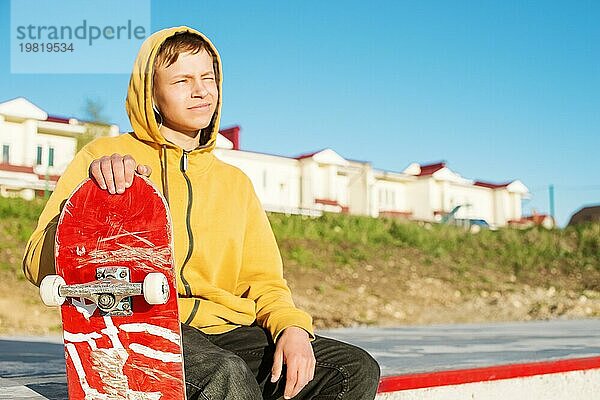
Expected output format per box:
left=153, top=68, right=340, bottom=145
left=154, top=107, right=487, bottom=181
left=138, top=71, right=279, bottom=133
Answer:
left=40, top=174, right=186, bottom=399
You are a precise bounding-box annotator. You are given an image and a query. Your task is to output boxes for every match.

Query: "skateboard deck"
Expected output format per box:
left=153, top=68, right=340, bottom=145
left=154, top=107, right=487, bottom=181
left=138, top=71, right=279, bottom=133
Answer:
left=41, top=174, right=186, bottom=399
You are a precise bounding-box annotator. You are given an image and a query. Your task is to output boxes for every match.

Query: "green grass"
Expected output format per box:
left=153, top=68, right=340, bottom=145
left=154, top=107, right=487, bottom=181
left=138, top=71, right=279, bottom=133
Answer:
left=0, top=196, right=47, bottom=220
left=269, top=211, right=600, bottom=284
left=0, top=196, right=48, bottom=275
left=1, top=195, right=598, bottom=291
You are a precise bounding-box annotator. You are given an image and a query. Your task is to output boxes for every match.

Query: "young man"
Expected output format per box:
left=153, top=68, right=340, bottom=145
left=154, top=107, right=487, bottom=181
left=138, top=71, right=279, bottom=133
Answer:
left=23, top=26, right=380, bottom=399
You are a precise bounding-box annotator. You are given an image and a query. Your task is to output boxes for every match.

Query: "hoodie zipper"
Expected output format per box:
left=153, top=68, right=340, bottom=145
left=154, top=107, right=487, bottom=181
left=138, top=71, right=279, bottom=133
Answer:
left=179, top=149, right=201, bottom=324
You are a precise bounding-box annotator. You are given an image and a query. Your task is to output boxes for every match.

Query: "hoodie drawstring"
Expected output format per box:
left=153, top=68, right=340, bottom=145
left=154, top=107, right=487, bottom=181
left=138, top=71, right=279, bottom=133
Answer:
left=161, top=144, right=170, bottom=206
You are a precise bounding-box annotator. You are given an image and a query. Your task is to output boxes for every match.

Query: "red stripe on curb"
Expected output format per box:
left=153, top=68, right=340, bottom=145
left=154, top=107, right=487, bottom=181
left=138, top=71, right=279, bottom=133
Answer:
left=377, top=356, right=600, bottom=393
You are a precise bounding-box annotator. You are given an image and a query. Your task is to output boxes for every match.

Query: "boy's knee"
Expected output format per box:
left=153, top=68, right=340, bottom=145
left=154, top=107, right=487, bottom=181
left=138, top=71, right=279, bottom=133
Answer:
left=199, top=354, right=261, bottom=399
left=343, top=346, right=381, bottom=398
left=214, top=354, right=254, bottom=381
left=351, top=345, right=381, bottom=382
left=316, top=336, right=380, bottom=382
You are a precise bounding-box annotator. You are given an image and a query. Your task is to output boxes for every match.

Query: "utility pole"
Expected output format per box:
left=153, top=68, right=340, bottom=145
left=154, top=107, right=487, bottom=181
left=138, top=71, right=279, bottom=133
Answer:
left=549, top=184, right=555, bottom=221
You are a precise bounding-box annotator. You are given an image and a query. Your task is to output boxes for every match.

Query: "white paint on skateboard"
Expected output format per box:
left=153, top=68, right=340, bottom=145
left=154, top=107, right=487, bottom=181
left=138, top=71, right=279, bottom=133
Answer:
left=129, top=344, right=182, bottom=363
left=120, top=323, right=181, bottom=344
left=65, top=343, right=113, bottom=400
left=62, top=315, right=181, bottom=399
left=63, top=331, right=102, bottom=350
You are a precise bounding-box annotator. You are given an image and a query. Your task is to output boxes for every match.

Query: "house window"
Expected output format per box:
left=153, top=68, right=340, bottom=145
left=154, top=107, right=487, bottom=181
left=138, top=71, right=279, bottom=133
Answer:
left=48, top=147, right=55, bottom=167
left=36, top=146, right=43, bottom=165
left=2, top=144, right=9, bottom=164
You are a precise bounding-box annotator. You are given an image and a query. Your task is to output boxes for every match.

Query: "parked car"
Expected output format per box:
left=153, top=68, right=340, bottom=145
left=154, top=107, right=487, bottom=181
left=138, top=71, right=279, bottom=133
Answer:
left=468, top=219, right=487, bottom=233
left=452, top=218, right=493, bottom=233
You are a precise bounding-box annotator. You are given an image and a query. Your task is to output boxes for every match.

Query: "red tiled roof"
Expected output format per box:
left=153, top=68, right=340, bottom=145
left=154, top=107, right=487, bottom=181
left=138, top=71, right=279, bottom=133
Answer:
left=417, top=162, right=446, bottom=176
left=46, top=115, right=71, bottom=124
left=295, top=149, right=326, bottom=160
left=219, top=125, right=240, bottom=150
left=474, top=180, right=512, bottom=189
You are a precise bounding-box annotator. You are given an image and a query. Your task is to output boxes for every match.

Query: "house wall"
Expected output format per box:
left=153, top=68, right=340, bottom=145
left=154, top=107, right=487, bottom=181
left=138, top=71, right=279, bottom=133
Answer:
left=445, top=184, right=494, bottom=221
left=374, top=180, right=408, bottom=213
left=214, top=148, right=301, bottom=213
left=336, top=169, right=349, bottom=207
left=0, top=119, right=28, bottom=165
left=33, top=132, right=77, bottom=174
left=404, top=179, right=432, bottom=221
left=347, top=164, right=369, bottom=216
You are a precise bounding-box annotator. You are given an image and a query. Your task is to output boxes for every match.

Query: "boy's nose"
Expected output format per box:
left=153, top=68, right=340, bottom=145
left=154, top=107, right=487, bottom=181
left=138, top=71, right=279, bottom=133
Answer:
left=191, top=80, right=209, bottom=97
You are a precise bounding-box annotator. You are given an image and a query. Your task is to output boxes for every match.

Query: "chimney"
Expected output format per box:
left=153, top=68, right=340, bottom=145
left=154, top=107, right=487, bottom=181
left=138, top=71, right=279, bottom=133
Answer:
left=219, top=125, right=240, bottom=150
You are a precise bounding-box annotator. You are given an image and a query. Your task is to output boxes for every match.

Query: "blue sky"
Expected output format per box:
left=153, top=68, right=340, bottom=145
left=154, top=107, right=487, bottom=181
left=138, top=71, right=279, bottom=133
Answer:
left=1, top=1, right=598, bottom=227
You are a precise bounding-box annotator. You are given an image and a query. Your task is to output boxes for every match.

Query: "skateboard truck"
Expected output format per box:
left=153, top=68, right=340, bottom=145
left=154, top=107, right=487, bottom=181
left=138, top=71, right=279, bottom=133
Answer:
left=93, top=267, right=136, bottom=315
left=40, top=268, right=170, bottom=316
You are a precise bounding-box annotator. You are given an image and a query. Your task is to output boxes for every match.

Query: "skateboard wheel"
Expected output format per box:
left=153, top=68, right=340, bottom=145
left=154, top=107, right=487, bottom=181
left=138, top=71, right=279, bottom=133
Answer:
left=40, top=275, right=66, bottom=307
left=143, top=273, right=169, bottom=305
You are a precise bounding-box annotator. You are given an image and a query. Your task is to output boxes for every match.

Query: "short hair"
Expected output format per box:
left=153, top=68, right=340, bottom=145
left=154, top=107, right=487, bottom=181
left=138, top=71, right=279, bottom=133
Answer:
left=154, top=31, right=215, bottom=70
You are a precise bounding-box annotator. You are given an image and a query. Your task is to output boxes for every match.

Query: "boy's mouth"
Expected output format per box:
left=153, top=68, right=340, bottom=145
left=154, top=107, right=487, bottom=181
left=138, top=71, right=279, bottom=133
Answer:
left=189, top=103, right=210, bottom=109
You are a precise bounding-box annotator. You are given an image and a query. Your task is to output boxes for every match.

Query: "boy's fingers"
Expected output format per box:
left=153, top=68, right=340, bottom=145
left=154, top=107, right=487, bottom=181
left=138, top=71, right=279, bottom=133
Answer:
left=123, top=155, right=136, bottom=188
left=92, top=155, right=150, bottom=194
left=111, top=154, right=127, bottom=194
left=308, top=358, right=315, bottom=381
left=271, top=349, right=283, bottom=383
left=289, top=362, right=307, bottom=398
left=99, top=157, right=115, bottom=194
left=137, top=164, right=152, bottom=177
left=89, top=160, right=107, bottom=190
left=284, top=360, right=299, bottom=399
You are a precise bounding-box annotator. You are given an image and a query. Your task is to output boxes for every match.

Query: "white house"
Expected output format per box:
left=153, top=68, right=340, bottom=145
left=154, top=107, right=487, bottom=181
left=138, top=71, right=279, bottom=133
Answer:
left=399, top=162, right=530, bottom=226
left=0, top=97, right=118, bottom=199
left=0, top=98, right=529, bottom=227
left=215, top=127, right=530, bottom=228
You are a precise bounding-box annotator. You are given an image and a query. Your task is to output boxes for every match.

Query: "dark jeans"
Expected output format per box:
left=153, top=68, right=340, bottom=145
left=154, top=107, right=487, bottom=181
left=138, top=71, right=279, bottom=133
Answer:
left=181, top=322, right=381, bottom=400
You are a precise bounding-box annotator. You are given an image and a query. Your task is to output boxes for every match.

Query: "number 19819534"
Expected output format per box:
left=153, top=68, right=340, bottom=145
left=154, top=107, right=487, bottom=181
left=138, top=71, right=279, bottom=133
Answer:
left=19, top=42, right=74, bottom=52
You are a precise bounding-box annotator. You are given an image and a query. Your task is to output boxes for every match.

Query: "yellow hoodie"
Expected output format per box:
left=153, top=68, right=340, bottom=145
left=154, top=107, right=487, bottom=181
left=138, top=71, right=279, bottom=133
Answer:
left=22, top=26, right=314, bottom=343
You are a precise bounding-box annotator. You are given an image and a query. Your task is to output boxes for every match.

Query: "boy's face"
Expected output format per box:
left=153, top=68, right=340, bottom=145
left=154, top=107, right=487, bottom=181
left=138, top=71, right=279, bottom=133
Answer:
left=153, top=49, right=218, bottom=136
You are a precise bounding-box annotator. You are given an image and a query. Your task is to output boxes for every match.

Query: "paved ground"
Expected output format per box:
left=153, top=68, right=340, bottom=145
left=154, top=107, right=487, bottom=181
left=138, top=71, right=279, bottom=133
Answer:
left=319, top=318, right=600, bottom=376
left=1, top=319, right=599, bottom=399
left=0, top=336, right=65, bottom=399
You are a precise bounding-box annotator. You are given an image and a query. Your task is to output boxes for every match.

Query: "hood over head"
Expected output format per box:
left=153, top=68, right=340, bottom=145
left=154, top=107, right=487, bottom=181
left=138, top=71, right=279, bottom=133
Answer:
left=125, top=26, right=223, bottom=153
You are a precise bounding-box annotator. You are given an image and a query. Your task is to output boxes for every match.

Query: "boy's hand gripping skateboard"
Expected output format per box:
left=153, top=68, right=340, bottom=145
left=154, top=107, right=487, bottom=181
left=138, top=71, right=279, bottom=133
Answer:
left=39, top=174, right=186, bottom=399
